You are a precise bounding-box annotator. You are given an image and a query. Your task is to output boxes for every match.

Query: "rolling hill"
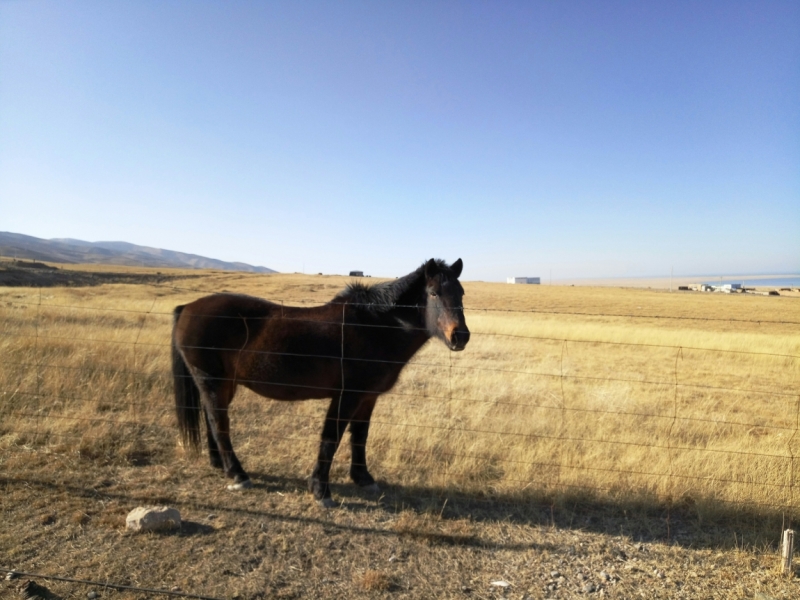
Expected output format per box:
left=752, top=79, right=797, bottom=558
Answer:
left=0, top=232, right=276, bottom=273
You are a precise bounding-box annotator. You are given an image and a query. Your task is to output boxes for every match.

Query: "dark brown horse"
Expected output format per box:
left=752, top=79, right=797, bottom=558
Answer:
left=172, top=258, right=469, bottom=506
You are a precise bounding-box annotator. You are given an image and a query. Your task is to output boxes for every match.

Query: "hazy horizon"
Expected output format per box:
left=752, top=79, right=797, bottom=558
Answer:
left=3, top=229, right=798, bottom=284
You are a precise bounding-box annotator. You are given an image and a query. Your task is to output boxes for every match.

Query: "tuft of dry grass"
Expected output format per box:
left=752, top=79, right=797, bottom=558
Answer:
left=354, top=568, right=394, bottom=591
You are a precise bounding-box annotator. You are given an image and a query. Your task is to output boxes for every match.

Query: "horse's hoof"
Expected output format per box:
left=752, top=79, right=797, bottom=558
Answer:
left=227, top=479, right=253, bottom=491
left=361, top=483, right=381, bottom=494
left=317, top=497, right=338, bottom=509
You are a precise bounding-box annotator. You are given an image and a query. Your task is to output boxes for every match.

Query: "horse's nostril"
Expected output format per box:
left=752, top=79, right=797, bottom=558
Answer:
left=451, top=329, right=470, bottom=348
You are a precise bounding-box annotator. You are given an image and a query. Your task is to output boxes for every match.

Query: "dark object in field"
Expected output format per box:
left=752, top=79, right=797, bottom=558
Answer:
left=0, top=262, right=195, bottom=288
left=19, top=579, right=63, bottom=600
left=172, top=259, right=470, bottom=506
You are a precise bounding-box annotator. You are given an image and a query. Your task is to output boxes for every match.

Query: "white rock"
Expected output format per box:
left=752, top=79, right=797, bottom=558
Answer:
left=126, top=506, right=181, bottom=532
left=490, top=580, right=510, bottom=587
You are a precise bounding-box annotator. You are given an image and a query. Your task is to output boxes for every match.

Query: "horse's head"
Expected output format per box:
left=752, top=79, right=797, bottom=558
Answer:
left=423, top=258, right=470, bottom=351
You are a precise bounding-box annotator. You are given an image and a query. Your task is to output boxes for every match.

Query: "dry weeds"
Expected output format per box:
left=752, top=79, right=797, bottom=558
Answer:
left=1, top=266, right=800, bottom=599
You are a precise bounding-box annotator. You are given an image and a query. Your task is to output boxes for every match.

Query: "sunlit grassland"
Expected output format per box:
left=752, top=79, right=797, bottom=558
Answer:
left=1, top=269, right=798, bottom=516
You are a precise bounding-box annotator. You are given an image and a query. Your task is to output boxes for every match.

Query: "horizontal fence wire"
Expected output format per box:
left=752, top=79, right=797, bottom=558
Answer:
left=6, top=381, right=799, bottom=431
left=4, top=421, right=794, bottom=490
left=4, top=354, right=799, bottom=401
left=2, top=295, right=799, bottom=519
left=1, top=442, right=796, bottom=515
left=13, top=293, right=800, bottom=326
left=5, top=309, right=800, bottom=361
left=0, top=567, right=226, bottom=600
left=6, top=404, right=797, bottom=465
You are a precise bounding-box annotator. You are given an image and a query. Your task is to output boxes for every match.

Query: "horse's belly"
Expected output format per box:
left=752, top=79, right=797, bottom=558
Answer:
left=242, top=356, right=338, bottom=401
left=245, top=380, right=333, bottom=401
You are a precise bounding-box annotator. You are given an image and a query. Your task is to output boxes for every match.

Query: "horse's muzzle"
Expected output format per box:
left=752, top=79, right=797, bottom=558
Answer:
left=449, top=328, right=470, bottom=351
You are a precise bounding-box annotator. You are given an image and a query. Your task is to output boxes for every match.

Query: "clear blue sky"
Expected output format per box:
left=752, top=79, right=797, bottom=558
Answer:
left=1, top=1, right=798, bottom=280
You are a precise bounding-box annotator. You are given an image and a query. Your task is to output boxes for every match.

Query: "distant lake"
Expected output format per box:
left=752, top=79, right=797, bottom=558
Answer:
left=703, top=277, right=800, bottom=288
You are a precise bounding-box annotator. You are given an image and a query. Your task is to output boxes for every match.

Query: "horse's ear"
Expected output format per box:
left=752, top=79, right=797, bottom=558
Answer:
left=451, top=258, right=463, bottom=278
left=424, top=258, right=439, bottom=279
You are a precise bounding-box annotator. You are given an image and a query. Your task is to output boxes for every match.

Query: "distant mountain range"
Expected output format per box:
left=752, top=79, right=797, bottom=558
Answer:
left=0, top=232, right=276, bottom=273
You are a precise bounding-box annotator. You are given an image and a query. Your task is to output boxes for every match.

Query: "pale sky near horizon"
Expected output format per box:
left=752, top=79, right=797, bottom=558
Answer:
left=1, top=1, right=798, bottom=281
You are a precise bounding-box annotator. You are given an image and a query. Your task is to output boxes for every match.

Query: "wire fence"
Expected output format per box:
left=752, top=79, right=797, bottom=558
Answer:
left=2, top=286, right=799, bottom=514
left=2, top=283, right=799, bottom=598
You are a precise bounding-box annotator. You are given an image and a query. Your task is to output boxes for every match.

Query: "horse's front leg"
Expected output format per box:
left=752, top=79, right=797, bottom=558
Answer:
left=309, top=393, right=360, bottom=507
left=348, top=395, right=380, bottom=492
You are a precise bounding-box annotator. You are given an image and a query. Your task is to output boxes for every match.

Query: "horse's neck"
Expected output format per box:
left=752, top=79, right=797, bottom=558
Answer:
left=388, top=285, right=432, bottom=361
left=390, top=276, right=427, bottom=327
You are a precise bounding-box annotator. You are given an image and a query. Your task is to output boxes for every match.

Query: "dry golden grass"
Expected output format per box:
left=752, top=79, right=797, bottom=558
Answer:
left=1, top=269, right=799, bottom=514
left=355, top=568, right=394, bottom=591
left=2, top=266, right=800, bottom=599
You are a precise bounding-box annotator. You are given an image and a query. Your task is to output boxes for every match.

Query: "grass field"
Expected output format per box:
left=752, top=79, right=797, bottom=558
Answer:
left=2, top=263, right=800, bottom=599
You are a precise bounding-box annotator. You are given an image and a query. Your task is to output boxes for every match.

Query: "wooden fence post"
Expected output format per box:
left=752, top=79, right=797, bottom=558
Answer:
left=781, top=529, right=795, bottom=576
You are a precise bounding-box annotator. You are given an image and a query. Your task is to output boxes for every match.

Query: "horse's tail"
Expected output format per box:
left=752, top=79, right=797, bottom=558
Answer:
left=172, top=305, right=202, bottom=453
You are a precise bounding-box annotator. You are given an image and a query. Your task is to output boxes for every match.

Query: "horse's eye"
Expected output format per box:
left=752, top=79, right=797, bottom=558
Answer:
left=430, top=291, right=438, bottom=297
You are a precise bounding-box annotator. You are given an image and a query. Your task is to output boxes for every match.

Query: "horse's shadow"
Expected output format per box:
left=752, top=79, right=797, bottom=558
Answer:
left=242, top=469, right=792, bottom=552
left=1, top=471, right=789, bottom=552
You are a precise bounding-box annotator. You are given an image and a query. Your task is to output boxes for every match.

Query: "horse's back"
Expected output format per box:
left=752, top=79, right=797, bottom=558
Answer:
left=173, top=294, right=342, bottom=397
left=173, top=294, right=277, bottom=372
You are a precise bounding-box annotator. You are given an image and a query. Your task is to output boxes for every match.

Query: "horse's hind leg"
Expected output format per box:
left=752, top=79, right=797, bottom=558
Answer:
left=197, top=375, right=251, bottom=489
left=203, top=410, right=223, bottom=470
left=348, top=396, right=379, bottom=492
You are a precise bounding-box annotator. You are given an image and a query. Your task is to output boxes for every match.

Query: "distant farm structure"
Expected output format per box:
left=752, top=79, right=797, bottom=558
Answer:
left=349, top=270, right=364, bottom=277
left=679, top=282, right=796, bottom=296
left=507, top=277, right=540, bottom=284
left=690, top=283, right=744, bottom=293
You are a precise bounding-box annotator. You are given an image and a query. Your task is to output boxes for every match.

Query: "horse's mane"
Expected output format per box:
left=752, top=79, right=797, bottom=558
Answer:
left=333, top=260, right=449, bottom=312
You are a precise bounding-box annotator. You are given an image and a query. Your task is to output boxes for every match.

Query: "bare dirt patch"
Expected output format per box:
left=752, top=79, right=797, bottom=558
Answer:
left=2, top=459, right=799, bottom=599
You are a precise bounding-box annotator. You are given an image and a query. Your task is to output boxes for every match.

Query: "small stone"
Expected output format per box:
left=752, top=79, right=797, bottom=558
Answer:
left=550, top=571, right=561, bottom=579
left=461, top=585, right=471, bottom=593
left=577, top=573, right=587, bottom=581
left=207, top=514, right=217, bottom=520
left=388, top=555, right=398, bottom=563
left=5, top=571, right=19, bottom=581
left=126, top=506, right=181, bottom=532
left=87, top=591, right=98, bottom=599
left=582, top=583, right=596, bottom=593
left=491, top=580, right=510, bottom=587
left=599, top=571, right=611, bottom=581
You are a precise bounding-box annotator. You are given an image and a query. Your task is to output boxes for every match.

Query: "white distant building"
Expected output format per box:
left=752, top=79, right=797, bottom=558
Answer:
left=699, top=283, right=742, bottom=293
left=507, top=277, right=540, bottom=284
